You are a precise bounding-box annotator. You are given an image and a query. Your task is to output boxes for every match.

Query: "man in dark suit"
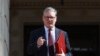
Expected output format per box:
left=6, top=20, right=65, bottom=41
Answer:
left=27, top=7, right=72, bottom=56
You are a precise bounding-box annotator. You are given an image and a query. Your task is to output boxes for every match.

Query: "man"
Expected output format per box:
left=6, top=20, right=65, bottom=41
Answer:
left=27, top=7, right=72, bottom=56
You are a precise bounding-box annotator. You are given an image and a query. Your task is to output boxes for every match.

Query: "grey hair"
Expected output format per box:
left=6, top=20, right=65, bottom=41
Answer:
left=43, top=7, right=57, bottom=15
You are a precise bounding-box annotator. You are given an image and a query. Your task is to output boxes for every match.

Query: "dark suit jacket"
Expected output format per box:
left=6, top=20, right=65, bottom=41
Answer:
left=27, top=27, right=72, bottom=56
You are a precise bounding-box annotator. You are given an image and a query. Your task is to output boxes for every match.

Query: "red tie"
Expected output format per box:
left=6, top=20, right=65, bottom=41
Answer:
left=48, top=28, right=53, bottom=46
left=48, top=28, right=55, bottom=56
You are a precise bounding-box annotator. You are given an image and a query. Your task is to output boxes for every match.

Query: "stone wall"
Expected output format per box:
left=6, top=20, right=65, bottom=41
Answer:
left=0, top=0, right=9, bottom=56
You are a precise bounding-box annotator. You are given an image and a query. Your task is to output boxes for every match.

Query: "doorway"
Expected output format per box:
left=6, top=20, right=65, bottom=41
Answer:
left=24, top=24, right=99, bottom=56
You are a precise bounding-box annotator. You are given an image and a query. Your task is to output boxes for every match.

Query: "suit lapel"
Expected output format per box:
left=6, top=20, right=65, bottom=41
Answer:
left=42, top=27, right=61, bottom=43
left=41, top=27, right=62, bottom=44
left=41, top=27, right=61, bottom=44
left=41, top=27, right=46, bottom=40
left=55, top=28, right=61, bottom=42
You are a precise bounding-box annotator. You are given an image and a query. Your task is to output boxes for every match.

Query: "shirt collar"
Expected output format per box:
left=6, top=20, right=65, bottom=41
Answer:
left=44, top=26, right=55, bottom=31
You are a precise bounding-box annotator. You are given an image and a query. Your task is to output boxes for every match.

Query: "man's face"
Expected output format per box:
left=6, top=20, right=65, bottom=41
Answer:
left=43, top=11, right=57, bottom=28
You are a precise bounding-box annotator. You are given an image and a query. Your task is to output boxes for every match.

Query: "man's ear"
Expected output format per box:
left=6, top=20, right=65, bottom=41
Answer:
left=55, top=16, right=57, bottom=21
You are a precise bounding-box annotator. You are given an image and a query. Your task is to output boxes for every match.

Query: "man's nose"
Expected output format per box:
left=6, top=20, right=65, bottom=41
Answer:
left=48, top=18, right=52, bottom=21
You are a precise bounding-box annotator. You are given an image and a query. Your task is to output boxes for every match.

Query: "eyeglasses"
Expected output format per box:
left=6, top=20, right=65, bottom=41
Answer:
left=44, top=16, right=56, bottom=19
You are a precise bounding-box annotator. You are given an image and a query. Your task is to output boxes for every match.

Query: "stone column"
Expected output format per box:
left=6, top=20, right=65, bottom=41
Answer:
left=0, top=0, right=9, bottom=56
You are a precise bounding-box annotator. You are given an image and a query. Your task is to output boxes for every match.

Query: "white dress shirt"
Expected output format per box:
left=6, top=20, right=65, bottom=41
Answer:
left=44, top=26, right=56, bottom=46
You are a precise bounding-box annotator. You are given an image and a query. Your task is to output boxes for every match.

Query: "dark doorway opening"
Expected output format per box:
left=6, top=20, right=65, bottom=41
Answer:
left=24, top=24, right=99, bottom=56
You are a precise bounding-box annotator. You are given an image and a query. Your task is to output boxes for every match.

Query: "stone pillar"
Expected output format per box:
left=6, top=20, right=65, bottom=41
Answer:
left=0, top=0, right=9, bottom=56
